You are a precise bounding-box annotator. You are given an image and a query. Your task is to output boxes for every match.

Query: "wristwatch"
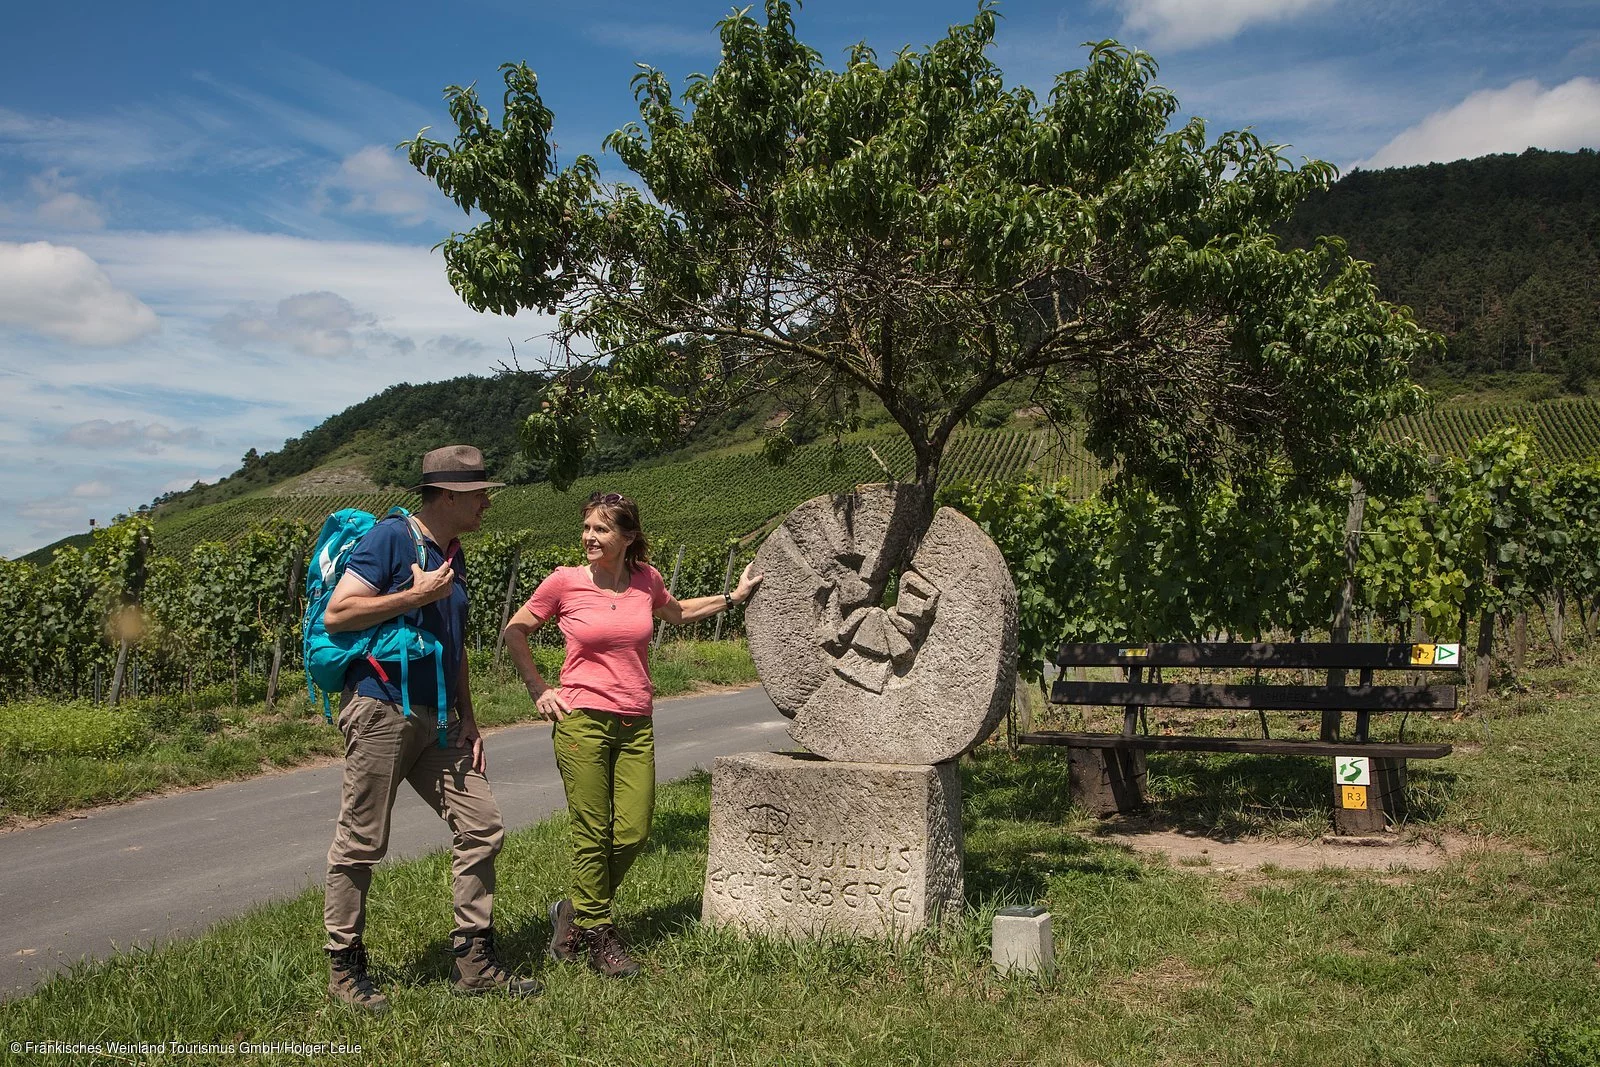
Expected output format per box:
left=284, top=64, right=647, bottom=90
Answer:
left=723, top=592, right=734, bottom=609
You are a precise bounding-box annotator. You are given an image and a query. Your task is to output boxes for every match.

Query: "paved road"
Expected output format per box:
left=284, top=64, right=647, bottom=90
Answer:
left=0, top=687, right=789, bottom=998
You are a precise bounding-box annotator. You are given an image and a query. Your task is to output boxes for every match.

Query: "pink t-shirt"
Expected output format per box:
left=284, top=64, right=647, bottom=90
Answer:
left=524, top=564, right=671, bottom=717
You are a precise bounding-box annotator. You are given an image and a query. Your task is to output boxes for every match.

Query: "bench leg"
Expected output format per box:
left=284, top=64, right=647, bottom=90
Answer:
left=1332, top=757, right=1408, bottom=834
left=1068, top=746, right=1147, bottom=816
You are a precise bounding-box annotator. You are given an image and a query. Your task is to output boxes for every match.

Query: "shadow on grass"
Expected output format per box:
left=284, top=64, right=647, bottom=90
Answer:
left=405, top=915, right=554, bottom=984
left=623, top=893, right=703, bottom=948
left=649, top=805, right=713, bottom=855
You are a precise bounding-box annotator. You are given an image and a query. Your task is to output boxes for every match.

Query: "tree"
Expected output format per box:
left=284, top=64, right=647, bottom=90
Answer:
left=407, top=1, right=1433, bottom=501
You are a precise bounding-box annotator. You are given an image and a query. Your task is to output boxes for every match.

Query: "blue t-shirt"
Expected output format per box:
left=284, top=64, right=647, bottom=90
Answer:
left=343, top=516, right=468, bottom=711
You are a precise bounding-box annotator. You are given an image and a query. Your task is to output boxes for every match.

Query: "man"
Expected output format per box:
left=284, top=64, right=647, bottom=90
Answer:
left=321, top=444, right=538, bottom=1014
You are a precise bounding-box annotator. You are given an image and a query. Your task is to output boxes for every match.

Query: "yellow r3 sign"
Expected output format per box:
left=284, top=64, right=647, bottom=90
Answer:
left=1341, top=785, right=1369, bottom=811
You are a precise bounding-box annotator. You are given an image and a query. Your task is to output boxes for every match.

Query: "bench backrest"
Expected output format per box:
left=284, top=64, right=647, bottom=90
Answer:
left=1050, top=642, right=1461, bottom=719
left=1054, top=642, right=1462, bottom=672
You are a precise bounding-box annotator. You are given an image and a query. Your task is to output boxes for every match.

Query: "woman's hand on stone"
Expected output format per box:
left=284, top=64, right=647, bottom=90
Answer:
left=732, top=563, right=765, bottom=604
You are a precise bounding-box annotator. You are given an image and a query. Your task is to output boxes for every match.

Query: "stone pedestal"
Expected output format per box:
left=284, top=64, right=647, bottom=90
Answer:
left=702, top=751, right=964, bottom=939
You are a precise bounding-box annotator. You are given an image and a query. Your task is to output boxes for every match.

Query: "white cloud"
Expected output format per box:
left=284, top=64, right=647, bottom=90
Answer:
left=61, top=420, right=210, bottom=454
left=0, top=228, right=545, bottom=558
left=1113, top=0, right=1338, bottom=51
left=319, top=145, right=443, bottom=225
left=586, top=22, right=720, bottom=59
left=1360, top=77, right=1600, bottom=169
left=19, top=498, right=81, bottom=526
left=71, top=480, right=113, bottom=499
left=0, top=241, right=159, bottom=345
left=31, top=170, right=107, bottom=230
left=214, top=290, right=374, bottom=359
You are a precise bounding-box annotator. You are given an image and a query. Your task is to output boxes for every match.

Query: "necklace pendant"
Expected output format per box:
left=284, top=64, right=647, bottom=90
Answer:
left=611, top=603, right=617, bottom=610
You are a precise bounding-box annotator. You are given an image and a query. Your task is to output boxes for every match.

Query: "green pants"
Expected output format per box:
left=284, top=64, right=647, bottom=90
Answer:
left=553, top=709, right=656, bottom=928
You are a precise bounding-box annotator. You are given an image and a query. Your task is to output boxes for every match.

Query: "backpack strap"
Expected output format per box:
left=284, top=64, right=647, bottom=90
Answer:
left=386, top=507, right=451, bottom=748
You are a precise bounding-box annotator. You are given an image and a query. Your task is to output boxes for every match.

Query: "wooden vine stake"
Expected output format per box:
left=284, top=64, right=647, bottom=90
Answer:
left=266, top=541, right=306, bottom=710
left=493, top=544, right=524, bottom=666
left=653, top=546, right=685, bottom=651
left=713, top=544, right=737, bottom=642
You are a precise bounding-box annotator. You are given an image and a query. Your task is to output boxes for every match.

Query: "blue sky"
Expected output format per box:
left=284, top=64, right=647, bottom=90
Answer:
left=2, top=0, right=1598, bottom=557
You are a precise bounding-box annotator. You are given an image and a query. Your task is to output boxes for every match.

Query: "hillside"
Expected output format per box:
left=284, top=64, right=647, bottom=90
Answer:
left=21, top=396, right=1600, bottom=565
left=21, top=150, right=1600, bottom=564
left=1280, top=148, right=1600, bottom=389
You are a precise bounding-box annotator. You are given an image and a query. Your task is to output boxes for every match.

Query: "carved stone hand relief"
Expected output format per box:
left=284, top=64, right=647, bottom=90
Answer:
left=745, top=484, right=1018, bottom=764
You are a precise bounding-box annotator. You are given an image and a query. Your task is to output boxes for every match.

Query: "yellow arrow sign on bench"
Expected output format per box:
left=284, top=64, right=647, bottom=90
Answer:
left=1411, top=642, right=1461, bottom=666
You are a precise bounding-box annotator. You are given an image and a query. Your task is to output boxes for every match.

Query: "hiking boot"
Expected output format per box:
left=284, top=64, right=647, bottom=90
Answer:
left=450, top=929, right=543, bottom=997
left=582, top=923, right=640, bottom=979
left=547, top=899, right=582, bottom=964
left=327, top=939, right=389, bottom=1016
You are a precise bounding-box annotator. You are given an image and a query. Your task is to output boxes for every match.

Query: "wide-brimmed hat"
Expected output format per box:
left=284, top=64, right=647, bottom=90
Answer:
left=411, top=445, right=505, bottom=492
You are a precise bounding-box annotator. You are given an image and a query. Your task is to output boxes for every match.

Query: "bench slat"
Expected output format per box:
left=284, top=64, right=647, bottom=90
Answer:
left=1054, top=642, right=1461, bottom=671
left=1019, top=730, right=1452, bottom=759
left=1050, top=679, right=1458, bottom=711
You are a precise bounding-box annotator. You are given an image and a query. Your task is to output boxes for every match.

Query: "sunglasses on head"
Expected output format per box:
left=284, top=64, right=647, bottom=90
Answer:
left=589, top=492, right=625, bottom=505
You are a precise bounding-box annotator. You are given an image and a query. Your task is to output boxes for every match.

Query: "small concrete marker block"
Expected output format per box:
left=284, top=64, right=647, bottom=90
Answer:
left=992, top=905, right=1054, bottom=976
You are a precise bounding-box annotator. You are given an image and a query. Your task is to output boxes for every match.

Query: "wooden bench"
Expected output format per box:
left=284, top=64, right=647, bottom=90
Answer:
left=1019, top=642, right=1460, bottom=832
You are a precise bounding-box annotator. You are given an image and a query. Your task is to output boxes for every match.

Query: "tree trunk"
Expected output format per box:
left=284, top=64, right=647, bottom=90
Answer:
left=1324, top=479, right=1366, bottom=741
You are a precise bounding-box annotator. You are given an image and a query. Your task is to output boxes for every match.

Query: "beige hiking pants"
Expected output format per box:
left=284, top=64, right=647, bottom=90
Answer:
left=323, top=694, right=504, bottom=950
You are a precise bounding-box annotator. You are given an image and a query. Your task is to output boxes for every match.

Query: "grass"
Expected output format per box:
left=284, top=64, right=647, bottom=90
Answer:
left=3, top=651, right=1599, bottom=1064
left=0, top=639, right=757, bottom=827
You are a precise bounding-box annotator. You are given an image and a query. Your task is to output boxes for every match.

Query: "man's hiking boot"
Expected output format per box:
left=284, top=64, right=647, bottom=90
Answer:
left=327, top=939, right=389, bottom=1016
left=582, top=923, right=641, bottom=979
left=547, top=899, right=583, bottom=964
left=450, top=929, right=543, bottom=997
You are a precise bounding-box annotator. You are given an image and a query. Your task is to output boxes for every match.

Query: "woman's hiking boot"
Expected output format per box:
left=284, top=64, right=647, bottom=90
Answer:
left=327, top=939, right=389, bottom=1016
left=582, top=923, right=641, bottom=978
left=547, top=899, right=583, bottom=964
left=450, top=929, right=543, bottom=997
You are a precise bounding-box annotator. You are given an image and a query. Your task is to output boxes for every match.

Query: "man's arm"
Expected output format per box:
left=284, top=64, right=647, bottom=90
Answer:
left=323, top=563, right=455, bottom=632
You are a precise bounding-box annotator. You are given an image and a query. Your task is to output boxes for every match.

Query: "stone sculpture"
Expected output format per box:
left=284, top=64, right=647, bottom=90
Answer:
left=744, top=483, right=1019, bottom=764
left=703, top=483, right=1019, bottom=939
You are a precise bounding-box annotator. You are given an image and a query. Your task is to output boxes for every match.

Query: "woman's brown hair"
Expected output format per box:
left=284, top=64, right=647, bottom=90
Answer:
left=583, top=492, right=650, bottom=568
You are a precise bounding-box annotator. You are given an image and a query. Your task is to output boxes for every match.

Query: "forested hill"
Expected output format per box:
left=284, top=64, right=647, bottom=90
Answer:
left=161, top=150, right=1598, bottom=517
left=153, top=372, right=551, bottom=513
left=1280, top=148, right=1600, bottom=387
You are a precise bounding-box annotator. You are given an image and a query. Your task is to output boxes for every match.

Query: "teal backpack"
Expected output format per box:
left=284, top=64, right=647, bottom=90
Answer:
left=303, top=507, right=449, bottom=748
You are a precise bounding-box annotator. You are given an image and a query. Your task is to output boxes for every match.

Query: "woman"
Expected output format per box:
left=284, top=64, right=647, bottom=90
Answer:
left=502, top=491, right=761, bottom=978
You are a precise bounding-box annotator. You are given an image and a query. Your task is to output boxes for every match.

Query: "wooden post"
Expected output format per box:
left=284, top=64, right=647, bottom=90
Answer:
left=493, top=544, right=524, bottom=666
left=108, top=639, right=131, bottom=706
left=712, top=545, right=737, bottom=643
left=1549, top=588, right=1567, bottom=663
left=266, top=542, right=306, bottom=710
left=1325, top=479, right=1366, bottom=741
left=653, top=546, right=685, bottom=651
left=1473, top=610, right=1497, bottom=698
left=1512, top=610, right=1528, bottom=675
left=1332, top=757, right=1408, bottom=834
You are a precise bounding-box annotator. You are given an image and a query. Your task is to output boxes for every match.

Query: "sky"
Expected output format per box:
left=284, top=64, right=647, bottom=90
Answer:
left=2, top=0, right=1598, bottom=559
